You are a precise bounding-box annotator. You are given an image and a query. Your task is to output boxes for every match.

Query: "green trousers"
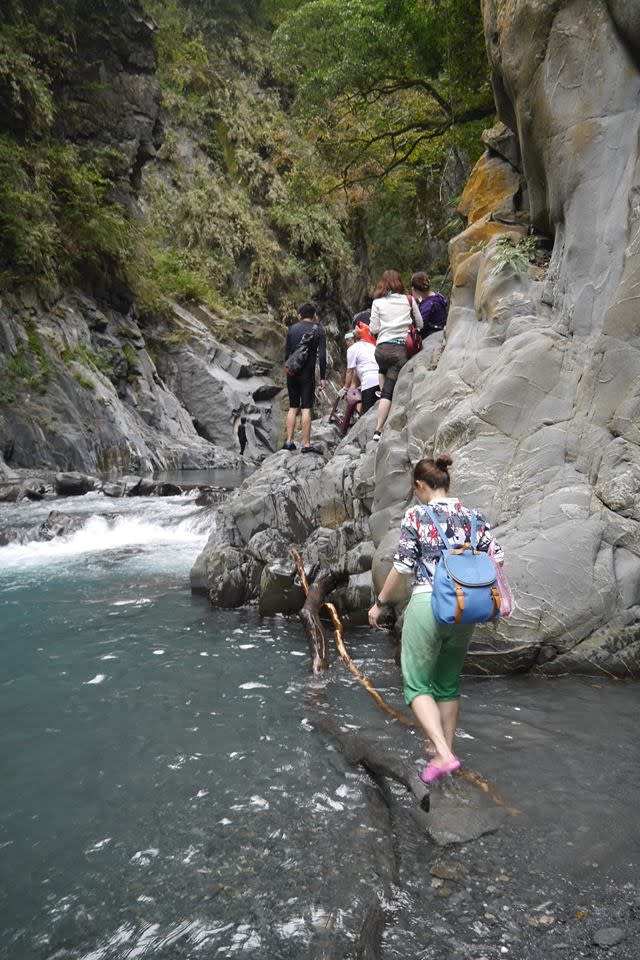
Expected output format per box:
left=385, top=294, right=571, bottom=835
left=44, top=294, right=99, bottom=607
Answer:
left=401, top=592, right=474, bottom=704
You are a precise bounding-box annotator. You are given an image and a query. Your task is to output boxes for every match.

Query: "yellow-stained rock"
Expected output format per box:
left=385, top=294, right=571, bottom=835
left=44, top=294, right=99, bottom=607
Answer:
left=458, top=152, right=522, bottom=224
left=451, top=250, right=483, bottom=294
left=449, top=216, right=526, bottom=280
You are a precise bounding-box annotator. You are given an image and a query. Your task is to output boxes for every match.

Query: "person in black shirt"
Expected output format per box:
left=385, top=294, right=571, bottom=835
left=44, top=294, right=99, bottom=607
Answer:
left=283, top=303, right=327, bottom=454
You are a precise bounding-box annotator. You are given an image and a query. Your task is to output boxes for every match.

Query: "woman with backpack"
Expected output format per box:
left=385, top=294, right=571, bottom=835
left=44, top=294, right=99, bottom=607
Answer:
left=367, top=455, right=504, bottom=784
left=369, top=270, right=423, bottom=442
left=410, top=272, right=448, bottom=338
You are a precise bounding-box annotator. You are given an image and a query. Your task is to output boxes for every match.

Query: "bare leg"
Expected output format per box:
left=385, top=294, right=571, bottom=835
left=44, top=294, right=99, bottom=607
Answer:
left=301, top=408, right=312, bottom=447
left=286, top=407, right=299, bottom=444
left=411, top=694, right=457, bottom=765
left=437, top=699, right=460, bottom=752
left=374, top=397, right=392, bottom=433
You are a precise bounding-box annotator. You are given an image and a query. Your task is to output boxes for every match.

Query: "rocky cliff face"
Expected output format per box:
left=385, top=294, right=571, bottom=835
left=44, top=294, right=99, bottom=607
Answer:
left=193, top=0, right=640, bottom=677
left=56, top=0, right=164, bottom=204
left=0, top=0, right=288, bottom=476
left=0, top=289, right=285, bottom=473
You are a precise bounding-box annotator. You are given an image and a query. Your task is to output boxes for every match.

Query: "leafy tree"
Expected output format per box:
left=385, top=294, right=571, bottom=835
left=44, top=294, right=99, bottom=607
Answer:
left=272, top=0, right=492, bottom=192
left=269, top=0, right=493, bottom=282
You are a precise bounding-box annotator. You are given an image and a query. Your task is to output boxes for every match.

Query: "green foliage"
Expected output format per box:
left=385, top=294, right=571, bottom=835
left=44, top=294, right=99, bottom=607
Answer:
left=71, top=369, right=96, bottom=390
left=0, top=2, right=143, bottom=295
left=0, top=136, right=57, bottom=285
left=0, top=26, right=55, bottom=131
left=0, top=0, right=495, bottom=321
left=272, top=0, right=493, bottom=189
left=2, top=321, right=52, bottom=392
left=0, top=135, right=138, bottom=289
left=270, top=0, right=494, bottom=279
left=141, top=0, right=356, bottom=311
left=490, top=236, right=537, bottom=276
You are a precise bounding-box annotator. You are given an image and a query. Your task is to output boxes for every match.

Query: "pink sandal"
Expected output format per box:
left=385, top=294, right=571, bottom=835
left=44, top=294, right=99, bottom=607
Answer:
left=420, top=757, right=461, bottom=785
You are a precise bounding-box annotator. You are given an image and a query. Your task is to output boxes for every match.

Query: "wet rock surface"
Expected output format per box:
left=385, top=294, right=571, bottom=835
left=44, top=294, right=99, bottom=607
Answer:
left=315, top=662, right=640, bottom=959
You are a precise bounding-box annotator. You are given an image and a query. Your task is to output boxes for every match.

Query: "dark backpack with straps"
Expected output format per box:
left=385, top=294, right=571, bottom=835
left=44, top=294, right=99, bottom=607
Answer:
left=421, top=293, right=448, bottom=334
left=424, top=506, right=500, bottom=625
left=285, top=324, right=318, bottom=376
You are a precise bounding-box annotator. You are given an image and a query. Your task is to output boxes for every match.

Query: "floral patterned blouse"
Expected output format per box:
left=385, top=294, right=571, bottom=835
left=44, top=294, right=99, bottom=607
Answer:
left=392, top=497, right=504, bottom=588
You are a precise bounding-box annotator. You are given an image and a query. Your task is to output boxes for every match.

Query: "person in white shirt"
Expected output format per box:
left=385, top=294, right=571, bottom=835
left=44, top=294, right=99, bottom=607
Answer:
left=341, top=324, right=380, bottom=412
left=369, top=270, right=423, bottom=441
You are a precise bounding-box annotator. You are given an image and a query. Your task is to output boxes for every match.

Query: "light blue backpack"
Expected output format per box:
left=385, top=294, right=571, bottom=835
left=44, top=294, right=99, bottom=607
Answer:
left=424, top=507, right=500, bottom=625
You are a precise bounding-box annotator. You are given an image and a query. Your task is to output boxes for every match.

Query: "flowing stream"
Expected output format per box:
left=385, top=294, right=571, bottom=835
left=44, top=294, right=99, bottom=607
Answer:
left=1, top=479, right=638, bottom=959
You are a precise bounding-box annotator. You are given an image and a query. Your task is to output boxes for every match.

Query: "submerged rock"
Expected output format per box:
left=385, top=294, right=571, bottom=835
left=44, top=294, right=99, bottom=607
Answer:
left=31, top=511, right=85, bottom=542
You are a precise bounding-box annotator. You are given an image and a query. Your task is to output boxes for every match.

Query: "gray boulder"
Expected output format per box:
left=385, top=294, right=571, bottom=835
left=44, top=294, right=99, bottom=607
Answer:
left=55, top=472, right=99, bottom=496
left=156, top=303, right=283, bottom=461
left=31, top=511, right=85, bottom=542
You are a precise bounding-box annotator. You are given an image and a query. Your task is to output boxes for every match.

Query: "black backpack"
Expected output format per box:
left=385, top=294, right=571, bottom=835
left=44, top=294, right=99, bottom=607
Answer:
left=285, top=325, right=319, bottom=376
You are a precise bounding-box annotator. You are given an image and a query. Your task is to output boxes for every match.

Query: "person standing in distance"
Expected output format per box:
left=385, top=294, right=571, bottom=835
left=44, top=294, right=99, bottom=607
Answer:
left=283, top=302, right=326, bottom=454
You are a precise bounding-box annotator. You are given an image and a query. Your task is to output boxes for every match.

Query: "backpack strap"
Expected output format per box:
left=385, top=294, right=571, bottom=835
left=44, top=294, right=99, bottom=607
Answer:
left=406, top=295, right=415, bottom=325
left=426, top=505, right=479, bottom=549
left=425, top=506, right=452, bottom=550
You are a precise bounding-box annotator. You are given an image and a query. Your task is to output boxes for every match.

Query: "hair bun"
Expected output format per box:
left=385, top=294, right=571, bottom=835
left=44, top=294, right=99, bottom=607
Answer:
left=434, top=454, right=453, bottom=471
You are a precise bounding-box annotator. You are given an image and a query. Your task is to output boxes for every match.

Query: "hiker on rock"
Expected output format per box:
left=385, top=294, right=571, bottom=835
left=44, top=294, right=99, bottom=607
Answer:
left=352, top=295, right=373, bottom=328
left=341, top=323, right=380, bottom=413
left=367, top=455, right=503, bottom=785
left=283, top=302, right=326, bottom=454
left=369, top=270, right=423, bottom=441
left=410, top=272, right=448, bottom=338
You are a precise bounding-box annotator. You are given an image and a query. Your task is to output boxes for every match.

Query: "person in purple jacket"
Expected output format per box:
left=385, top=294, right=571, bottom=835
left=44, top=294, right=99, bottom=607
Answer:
left=410, top=272, right=448, bottom=337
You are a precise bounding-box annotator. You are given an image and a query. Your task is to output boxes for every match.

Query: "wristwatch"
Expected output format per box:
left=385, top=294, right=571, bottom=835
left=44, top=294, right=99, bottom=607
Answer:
left=376, top=595, right=386, bottom=606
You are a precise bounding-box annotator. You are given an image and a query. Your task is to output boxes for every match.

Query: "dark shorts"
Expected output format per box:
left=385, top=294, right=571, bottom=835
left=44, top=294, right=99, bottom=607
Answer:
left=374, top=342, right=408, bottom=401
left=360, top=385, right=379, bottom=413
left=287, top=373, right=315, bottom=409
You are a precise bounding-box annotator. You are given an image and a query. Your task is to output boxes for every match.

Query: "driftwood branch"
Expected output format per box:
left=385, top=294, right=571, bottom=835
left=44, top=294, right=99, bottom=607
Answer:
left=296, top=562, right=345, bottom=673
left=292, top=548, right=416, bottom=727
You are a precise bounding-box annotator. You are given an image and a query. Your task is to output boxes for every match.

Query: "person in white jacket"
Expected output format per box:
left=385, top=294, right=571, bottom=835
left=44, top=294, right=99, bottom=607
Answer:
left=369, top=270, right=423, bottom=441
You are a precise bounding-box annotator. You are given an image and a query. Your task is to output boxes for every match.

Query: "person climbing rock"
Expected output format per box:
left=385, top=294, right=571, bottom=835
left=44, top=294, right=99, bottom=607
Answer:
left=341, top=323, right=380, bottom=413
left=352, top=295, right=373, bottom=328
left=283, top=302, right=327, bottom=454
left=367, top=455, right=503, bottom=785
left=410, top=272, right=448, bottom=338
left=369, top=270, right=422, bottom=441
